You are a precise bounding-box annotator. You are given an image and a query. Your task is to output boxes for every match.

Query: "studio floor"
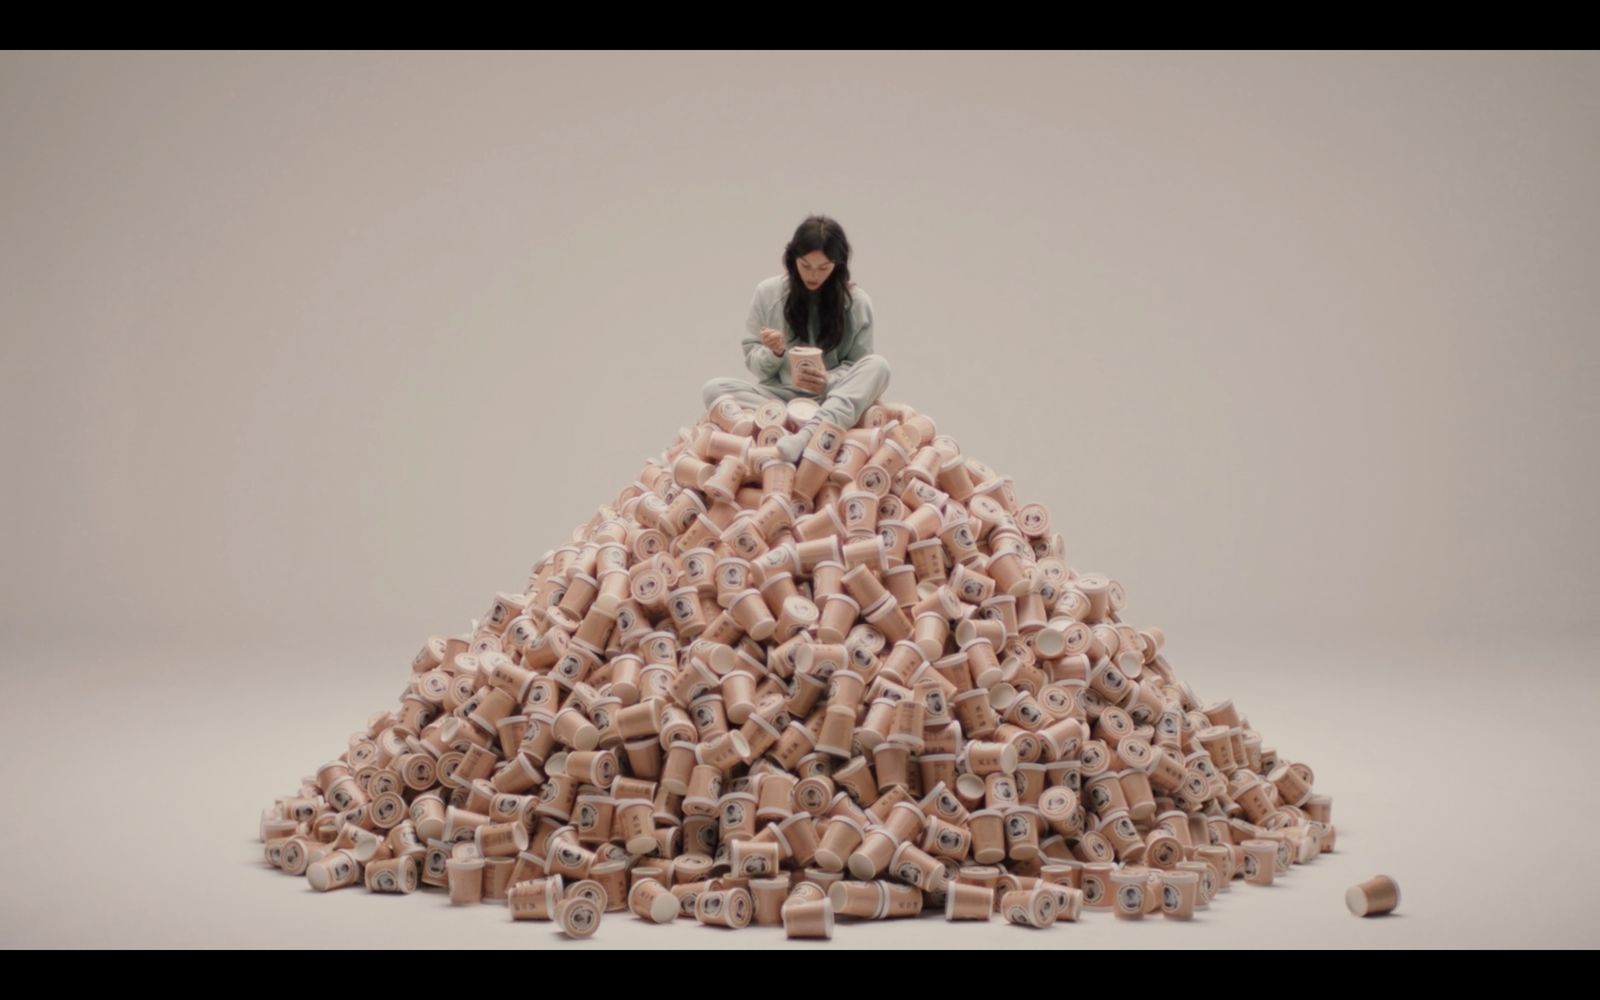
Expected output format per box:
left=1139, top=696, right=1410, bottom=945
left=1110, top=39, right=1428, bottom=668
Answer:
left=5, top=630, right=1594, bottom=949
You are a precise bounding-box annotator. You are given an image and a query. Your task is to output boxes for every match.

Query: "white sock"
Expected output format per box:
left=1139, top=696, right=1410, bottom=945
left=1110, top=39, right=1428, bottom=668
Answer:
left=776, top=416, right=822, bottom=463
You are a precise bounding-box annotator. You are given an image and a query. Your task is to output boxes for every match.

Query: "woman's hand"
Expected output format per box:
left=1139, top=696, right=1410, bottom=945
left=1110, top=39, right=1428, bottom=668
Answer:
left=760, top=327, right=786, bottom=355
left=793, top=366, right=827, bottom=394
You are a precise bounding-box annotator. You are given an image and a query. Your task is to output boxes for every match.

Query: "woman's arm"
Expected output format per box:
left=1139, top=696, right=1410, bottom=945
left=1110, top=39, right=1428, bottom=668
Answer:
left=833, top=290, right=874, bottom=372
left=741, top=285, right=785, bottom=380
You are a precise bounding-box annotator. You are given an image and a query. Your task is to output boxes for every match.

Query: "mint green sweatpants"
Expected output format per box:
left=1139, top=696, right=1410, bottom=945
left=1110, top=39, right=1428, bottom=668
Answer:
left=700, top=353, right=891, bottom=429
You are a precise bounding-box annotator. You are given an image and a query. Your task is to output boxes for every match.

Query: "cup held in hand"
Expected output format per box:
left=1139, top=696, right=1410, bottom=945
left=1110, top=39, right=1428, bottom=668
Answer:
left=788, top=346, right=825, bottom=387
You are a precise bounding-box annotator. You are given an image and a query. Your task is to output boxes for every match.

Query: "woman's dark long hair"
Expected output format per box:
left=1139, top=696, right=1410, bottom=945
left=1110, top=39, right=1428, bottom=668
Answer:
left=781, top=214, right=855, bottom=357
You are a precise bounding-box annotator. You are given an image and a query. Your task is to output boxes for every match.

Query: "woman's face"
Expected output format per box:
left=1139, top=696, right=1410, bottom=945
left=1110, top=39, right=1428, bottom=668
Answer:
left=796, top=250, right=835, bottom=290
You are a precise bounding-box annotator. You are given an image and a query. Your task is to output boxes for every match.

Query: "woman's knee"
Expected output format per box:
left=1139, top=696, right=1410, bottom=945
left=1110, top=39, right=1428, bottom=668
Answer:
left=858, top=353, right=890, bottom=389
left=701, top=377, right=731, bottom=409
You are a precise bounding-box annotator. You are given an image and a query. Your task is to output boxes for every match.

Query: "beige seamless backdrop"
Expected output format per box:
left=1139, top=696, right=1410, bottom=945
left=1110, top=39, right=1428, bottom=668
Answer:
left=2, top=51, right=1598, bottom=948
left=2, top=50, right=1596, bottom=643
